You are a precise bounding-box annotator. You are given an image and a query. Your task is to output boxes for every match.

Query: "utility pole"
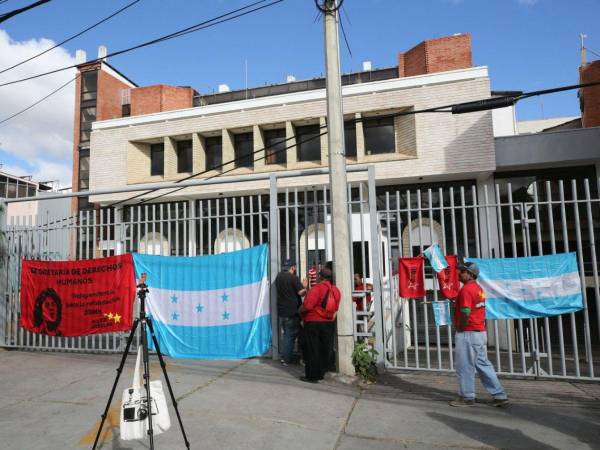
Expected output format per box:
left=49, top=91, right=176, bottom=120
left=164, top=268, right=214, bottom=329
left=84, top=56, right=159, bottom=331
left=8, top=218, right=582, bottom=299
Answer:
left=321, top=0, right=355, bottom=377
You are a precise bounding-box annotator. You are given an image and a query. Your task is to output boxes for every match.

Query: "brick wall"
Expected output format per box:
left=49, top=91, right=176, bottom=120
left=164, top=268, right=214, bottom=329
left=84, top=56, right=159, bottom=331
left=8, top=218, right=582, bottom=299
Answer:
left=580, top=60, right=600, bottom=128
left=130, top=85, right=194, bottom=116
left=97, top=70, right=131, bottom=121
left=398, top=34, right=472, bottom=77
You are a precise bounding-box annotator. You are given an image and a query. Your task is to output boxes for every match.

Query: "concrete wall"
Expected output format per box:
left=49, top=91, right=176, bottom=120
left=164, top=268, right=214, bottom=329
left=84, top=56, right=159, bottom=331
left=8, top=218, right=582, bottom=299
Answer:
left=496, top=126, right=600, bottom=170
left=89, top=69, right=495, bottom=204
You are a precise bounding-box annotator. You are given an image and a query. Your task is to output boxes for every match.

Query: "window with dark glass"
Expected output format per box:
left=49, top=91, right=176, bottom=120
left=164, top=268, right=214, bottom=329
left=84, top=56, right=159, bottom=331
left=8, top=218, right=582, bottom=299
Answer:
left=344, top=121, right=357, bottom=157
left=28, top=185, right=36, bottom=197
left=150, top=143, right=164, bottom=176
left=363, top=116, right=395, bottom=154
left=79, top=106, right=96, bottom=142
left=17, top=182, right=27, bottom=198
left=6, top=181, right=16, bottom=198
left=81, top=71, right=98, bottom=102
left=79, top=148, right=90, bottom=191
left=264, top=129, right=286, bottom=165
left=176, top=140, right=193, bottom=173
left=296, top=124, right=321, bottom=162
left=205, top=136, right=222, bottom=171
left=234, top=132, right=254, bottom=168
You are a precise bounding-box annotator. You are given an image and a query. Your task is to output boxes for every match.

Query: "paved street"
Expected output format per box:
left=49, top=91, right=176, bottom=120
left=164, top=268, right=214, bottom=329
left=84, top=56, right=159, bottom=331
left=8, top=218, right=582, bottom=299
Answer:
left=0, top=349, right=599, bottom=450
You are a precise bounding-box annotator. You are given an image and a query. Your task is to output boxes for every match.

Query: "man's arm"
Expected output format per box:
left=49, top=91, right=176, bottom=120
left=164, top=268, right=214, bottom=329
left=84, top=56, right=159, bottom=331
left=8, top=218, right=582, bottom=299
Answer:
left=458, top=308, right=471, bottom=331
left=299, top=286, right=318, bottom=314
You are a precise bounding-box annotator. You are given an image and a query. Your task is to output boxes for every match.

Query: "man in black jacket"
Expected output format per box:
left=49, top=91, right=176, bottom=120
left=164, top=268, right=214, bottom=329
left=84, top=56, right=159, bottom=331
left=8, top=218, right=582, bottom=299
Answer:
left=275, top=259, right=307, bottom=365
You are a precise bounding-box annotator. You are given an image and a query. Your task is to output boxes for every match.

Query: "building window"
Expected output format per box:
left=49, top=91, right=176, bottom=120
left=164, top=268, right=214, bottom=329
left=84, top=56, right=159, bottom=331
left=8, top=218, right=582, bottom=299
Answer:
left=345, top=121, right=357, bottom=157
left=176, top=140, right=193, bottom=173
left=234, top=132, right=254, bottom=168
left=264, top=129, right=286, bottom=165
left=205, top=136, right=222, bottom=171
left=150, top=143, right=164, bottom=176
left=79, top=148, right=90, bottom=191
left=81, top=71, right=98, bottom=102
left=296, top=124, right=321, bottom=162
left=80, top=106, right=96, bottom=142
left=363, top=116, right=395, bottom=155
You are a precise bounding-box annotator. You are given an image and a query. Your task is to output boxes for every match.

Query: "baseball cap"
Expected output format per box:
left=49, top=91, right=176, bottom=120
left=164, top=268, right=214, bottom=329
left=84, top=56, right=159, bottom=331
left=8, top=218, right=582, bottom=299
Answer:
left=458, top=261, right=479, bottom=277
left=282, top=259, right=296, bottom=269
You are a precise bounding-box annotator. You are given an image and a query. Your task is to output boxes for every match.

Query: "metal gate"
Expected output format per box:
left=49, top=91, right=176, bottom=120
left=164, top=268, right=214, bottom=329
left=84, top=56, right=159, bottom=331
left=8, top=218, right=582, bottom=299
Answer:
left=0, top=168, right=378, bottom=356
left=379, top=179, right=600, bottom=380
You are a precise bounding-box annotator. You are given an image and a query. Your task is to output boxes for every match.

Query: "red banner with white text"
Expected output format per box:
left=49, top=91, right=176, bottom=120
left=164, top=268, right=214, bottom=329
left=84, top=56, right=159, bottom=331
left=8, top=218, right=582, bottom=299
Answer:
left=20, top=254, right=136, bottom=337
left=398, top=257, right=425, bottom=298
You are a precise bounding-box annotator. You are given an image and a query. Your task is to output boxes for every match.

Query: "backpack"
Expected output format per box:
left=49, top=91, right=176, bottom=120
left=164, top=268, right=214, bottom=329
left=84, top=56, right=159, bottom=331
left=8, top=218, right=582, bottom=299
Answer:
left=318, top=285, right=338, bottom=320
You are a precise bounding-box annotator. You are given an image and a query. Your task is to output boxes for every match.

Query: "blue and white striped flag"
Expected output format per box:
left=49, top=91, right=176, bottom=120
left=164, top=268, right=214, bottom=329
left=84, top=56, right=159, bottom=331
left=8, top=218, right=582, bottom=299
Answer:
left=133, top=244, right=271, bottom=359
left=423, top=244, right=448, bottom=273
left=432, top=301, right=451, bottom=327
left=466, top=253, right=583, bottom=319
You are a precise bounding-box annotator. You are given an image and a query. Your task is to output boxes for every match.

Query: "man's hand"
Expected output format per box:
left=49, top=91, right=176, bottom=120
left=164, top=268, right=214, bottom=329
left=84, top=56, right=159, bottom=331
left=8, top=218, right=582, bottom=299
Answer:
left=302, top=278, right=308, bottom=288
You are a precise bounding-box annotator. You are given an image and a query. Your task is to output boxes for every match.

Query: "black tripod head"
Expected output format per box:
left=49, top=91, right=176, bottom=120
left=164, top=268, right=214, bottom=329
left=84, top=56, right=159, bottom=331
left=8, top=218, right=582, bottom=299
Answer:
left=137, top=273, right=149, bottom=299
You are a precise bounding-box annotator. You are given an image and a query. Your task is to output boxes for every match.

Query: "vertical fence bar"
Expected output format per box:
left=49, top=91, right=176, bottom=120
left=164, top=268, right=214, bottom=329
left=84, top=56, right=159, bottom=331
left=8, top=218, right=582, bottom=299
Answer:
left=495, top=184, right=514, bottom=374
left=584, top=179, right=600, bottom=341
left=571, top=180, right=594, bottom=378
left=559, top=180, right=580, bottom=377
left=269, top=174, right=280, bottom=360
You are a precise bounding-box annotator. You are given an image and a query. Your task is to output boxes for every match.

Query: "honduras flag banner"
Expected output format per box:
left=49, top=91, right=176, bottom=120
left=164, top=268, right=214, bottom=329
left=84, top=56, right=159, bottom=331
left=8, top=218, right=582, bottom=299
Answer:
left=432, top=301, right=451, bottom=327
left=465, top=253, right=583, bottom=319
left=132, top=244, right=270, bottom=359
left=423, top=244, right=448, bottom=273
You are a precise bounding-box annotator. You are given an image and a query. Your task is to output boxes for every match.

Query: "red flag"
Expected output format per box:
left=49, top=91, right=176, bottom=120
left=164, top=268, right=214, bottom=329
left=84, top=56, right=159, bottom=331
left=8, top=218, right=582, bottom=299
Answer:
left=20, top=254, right=136, bottom=337
left=398, top=257, right=425, bottom=298
left=438, top=255, right=460, bottom=299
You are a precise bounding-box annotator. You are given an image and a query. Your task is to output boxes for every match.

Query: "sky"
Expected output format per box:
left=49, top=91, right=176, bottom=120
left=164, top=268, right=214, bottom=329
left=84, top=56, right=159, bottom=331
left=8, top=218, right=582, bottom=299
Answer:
left=0, top=0, right=599, bottom=188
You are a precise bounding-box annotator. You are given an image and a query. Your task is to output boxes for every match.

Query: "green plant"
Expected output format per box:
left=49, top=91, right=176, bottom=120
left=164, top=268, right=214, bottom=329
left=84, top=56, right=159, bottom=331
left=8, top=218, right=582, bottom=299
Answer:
left=352, top=341, right=378, bottom=381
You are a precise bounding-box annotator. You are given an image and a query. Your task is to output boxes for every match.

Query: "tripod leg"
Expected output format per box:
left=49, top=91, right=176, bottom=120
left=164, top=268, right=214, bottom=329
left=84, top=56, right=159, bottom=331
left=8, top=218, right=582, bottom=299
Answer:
left=147, top=318, right=191, bottom=449
left=140, top=318, right=155, bottom=450
left=92, top=319, right=139, bottom=450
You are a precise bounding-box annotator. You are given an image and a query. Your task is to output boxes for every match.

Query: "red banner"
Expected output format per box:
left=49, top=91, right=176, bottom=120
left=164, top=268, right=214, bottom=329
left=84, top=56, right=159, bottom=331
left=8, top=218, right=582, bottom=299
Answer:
left=20, top=254, right=136, bottom=337
left=437, top=255, right=460, bottom=299
left=398, top=257, right=425, bottom=298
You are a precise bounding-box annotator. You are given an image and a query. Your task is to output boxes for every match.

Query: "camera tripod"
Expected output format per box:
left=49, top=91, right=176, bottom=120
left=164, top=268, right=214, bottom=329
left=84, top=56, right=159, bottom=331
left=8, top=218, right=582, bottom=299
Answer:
left=92, top=274, right=190, bottom=449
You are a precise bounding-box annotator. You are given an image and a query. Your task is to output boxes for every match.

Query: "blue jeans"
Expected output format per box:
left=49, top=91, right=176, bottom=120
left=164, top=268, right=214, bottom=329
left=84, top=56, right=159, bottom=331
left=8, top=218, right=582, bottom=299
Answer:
left=280, top=316, right=301, bottom=363
left=455, top=331, right=507, bottom=400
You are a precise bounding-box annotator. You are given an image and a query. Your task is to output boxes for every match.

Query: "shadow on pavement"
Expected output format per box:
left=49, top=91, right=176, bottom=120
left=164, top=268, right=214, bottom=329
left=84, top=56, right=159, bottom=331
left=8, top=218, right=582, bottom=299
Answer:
left=427, top=412, right=561, bottom=450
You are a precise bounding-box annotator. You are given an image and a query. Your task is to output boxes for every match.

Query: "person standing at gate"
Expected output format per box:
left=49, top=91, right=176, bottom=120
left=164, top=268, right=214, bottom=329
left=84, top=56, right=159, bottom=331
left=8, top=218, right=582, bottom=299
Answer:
left=275, top=259, right=307, bottom=366
left=450, top=262, right=509, bottom=407
left=298, top=267, right=341, bottom=383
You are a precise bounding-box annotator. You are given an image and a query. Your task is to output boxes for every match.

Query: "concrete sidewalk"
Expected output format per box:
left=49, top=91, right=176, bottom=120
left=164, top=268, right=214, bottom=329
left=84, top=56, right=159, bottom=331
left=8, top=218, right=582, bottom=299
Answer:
left=0, top=350, right=599, bottom=450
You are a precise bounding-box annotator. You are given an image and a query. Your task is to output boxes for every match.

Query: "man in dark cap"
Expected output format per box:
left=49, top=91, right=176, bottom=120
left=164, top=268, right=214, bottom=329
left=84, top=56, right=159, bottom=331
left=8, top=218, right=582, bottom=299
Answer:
left=275, top=259, right=306, bottom=366
left=298, top=267, right=341, bottom=383
left=450, top=261, right=508, bottom=407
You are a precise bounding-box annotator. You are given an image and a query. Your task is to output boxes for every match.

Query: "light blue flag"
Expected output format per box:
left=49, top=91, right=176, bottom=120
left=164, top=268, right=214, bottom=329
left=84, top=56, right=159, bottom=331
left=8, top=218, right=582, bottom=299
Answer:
left=133, top=244, right=271, bottom=359
left=465, top=253, right=583, bottom=319
left=423, top=244, right=448, bottom=273
left=432, top=301, right=451, bottom=327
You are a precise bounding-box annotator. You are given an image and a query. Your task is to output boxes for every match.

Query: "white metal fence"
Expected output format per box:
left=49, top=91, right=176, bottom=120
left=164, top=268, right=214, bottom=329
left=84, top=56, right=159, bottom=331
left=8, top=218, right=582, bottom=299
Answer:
left=1, top=172, right=599, bottom=381
left=379, top=179, right=600, bottom=380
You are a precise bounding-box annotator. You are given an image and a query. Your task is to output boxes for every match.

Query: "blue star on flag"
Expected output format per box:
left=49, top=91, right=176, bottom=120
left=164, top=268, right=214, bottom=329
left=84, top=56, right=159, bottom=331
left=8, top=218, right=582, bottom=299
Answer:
left=196, top=304, right=204, bottom=313
left=171, top=312, right=179, bottom=321
left=222, top=311, right=230, bottom=320
left=170, top=295, right=178, bottom=304
left=221, top=293, right=229, bottom=303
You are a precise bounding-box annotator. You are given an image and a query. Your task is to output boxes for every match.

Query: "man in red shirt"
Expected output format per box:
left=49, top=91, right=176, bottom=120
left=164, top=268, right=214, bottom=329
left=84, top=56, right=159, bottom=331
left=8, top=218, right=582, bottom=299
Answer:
left=298, top=267, right=341, bottom=383
left=450, top=262, right=509, bottom=407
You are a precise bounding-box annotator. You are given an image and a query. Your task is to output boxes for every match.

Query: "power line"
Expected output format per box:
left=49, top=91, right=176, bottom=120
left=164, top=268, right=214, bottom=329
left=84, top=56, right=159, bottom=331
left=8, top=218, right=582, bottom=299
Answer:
left=586, top=46, right=600, bottom=59
left=0, top=75, right=77, bottom=127
left=0, top=0, right=142, bottom=75
left=0, top=0, right=284, bottom=88
left=0, top=0, right=51, bottom=24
